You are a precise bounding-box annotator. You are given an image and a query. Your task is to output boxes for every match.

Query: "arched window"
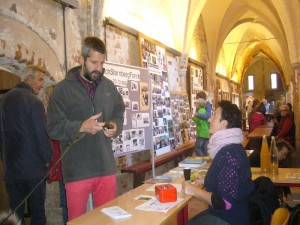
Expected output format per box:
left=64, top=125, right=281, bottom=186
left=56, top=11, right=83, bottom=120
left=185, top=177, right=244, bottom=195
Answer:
left=248, top=75, right=254, bottom=90
left=271, top=73, right=277, bottom=89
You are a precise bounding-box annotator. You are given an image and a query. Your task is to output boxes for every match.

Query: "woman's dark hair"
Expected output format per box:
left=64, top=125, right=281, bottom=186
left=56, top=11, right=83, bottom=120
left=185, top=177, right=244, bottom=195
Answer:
left=257, top=102, right=266, bottom=115
left=218, top=100, right=242, bottom=129
left=287, top=103, right=293, bottom=110
left=252, top=98, right=261, bottom=109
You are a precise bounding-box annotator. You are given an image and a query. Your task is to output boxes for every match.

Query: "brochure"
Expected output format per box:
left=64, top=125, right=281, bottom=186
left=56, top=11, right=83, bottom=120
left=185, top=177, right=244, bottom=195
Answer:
left=100, top=206, right=132, bottom=219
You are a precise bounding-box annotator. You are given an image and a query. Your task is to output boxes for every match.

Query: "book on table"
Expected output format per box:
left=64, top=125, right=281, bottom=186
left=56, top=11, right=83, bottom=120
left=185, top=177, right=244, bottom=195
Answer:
left=178, top=157, right=207, bottom=168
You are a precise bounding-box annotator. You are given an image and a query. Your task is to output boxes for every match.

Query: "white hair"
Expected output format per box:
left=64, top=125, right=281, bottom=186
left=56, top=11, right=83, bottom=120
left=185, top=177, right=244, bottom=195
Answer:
left=0, top=211, right=21, bottom=225
left=21, top=65, right=45, bottom=83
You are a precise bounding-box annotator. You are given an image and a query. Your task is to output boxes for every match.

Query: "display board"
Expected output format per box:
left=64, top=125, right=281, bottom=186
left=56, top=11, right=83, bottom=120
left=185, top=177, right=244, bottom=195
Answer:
left=166, top=52, right=195, bottom=148
left=188, top=61, right=214, bottom=114
left=170, top=92, right=196, bottom=149
left=138, top=34, right=196, bottom=157
left=138, top=35, right=173, bottom=156
left=104, top=61, right=152, bottom=156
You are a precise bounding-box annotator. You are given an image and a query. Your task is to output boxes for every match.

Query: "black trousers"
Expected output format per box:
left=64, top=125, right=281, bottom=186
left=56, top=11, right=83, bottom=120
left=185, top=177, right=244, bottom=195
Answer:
left=5, top=179, right=46, bottom=225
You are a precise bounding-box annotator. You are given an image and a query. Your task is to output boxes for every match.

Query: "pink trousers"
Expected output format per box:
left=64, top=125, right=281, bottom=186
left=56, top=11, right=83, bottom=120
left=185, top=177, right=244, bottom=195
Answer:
left=65, top=174, right=116, bottom=221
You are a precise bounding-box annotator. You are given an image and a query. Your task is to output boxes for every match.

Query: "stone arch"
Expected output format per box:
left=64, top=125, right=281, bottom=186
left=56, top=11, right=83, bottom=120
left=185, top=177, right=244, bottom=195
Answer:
left=0, top=13, right=64, bottom=83
left=235, top=43, right=285, bottom=87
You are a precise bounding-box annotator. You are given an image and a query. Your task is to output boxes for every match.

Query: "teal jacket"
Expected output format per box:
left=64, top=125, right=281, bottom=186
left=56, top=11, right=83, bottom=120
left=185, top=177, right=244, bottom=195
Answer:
left=192, top=107, right=210, bottom=138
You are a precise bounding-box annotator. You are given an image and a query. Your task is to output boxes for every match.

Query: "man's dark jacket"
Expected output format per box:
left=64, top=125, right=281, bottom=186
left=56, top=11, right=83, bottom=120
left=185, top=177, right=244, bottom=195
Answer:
left=0, top=82, right=53, bottom=180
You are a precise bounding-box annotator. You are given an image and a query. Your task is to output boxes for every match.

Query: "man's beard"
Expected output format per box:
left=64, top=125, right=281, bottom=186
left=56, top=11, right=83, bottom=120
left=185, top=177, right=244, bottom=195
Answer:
left=83, top=64, right=105, bottom=82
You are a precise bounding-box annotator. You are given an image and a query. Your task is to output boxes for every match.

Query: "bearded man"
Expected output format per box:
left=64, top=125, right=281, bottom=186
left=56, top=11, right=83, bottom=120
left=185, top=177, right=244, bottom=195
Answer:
left=47, top=37, right=125, bottom=221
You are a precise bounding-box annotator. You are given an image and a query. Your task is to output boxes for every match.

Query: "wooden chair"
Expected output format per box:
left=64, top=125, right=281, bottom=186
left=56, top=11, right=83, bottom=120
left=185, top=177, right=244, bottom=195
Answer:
left=270, top=207, right=290, bottom=225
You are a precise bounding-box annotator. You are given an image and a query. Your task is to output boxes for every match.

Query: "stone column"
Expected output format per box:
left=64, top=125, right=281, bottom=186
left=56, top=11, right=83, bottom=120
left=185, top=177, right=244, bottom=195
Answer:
left=292, top=63, right=300, bottom=149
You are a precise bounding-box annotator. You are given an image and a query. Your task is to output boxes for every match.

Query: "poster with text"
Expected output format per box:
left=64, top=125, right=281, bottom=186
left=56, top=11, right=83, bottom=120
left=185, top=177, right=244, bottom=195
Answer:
left=104, top=61, right=151, bottom=156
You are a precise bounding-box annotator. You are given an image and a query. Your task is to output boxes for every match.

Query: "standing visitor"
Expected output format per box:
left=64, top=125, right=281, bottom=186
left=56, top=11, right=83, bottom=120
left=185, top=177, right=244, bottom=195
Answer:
left=195, top=91, right=212, bottom=120
left=47, top=37, right=125, bottom=221
left=192, top=98, right=210, bottom=156
left=0, top=65, right=53, bottom=225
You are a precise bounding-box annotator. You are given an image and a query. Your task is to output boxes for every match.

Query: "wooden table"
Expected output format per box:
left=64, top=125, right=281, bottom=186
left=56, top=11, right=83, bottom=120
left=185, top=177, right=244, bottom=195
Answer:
left=67, top=179, right=192, bottom=225
left=251, top=167, right=300, bottom=187
left=247, top=122, right=273, bottom=139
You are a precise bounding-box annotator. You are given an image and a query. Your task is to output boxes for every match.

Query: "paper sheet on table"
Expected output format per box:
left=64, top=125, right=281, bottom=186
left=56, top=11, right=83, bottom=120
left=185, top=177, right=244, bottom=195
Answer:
left=135, top=198, right=184, bottom=213
left=146, top=183, right=182, bottom=192
left=101, top=206, right=132, bottom=219
left=285, top=172, right=300, bottom=179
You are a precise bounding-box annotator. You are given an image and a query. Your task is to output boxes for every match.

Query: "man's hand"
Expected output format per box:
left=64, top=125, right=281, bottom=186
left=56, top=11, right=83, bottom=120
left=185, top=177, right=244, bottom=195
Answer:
left=103, top=122, right=117, bottom=138
left=80, top=113, right=103, bottom=135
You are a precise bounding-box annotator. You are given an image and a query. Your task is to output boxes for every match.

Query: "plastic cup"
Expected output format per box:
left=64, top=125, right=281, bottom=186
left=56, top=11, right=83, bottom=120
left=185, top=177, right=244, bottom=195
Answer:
left=183, top=168, right=191, bottom=181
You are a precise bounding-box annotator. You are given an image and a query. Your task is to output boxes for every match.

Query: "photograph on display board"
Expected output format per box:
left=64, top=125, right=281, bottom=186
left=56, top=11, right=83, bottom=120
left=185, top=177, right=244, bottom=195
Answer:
left=166, top=53, right=187, bottom=93
left=191, top=65, right=203, bottom=90
left=140, top=82, right=149, bottom=111
left=189, top=62, right=214, bottom=115
left=104, top=61, right=151, bottom=156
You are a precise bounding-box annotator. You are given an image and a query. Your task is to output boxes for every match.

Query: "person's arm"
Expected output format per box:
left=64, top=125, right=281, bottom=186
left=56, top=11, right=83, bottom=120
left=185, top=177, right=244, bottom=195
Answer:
left=182, top=170, right=229, bottom=210
left=182, top=182, right=229, bottom=210
left=110, top=85, right=125, bottom=137
left=182, top=173, right=213, bottom=206
left=31, top=100, right=53, bottom=164
left=47, top=84, right=83, bottom=141
left=277, top=119, right=293, bottom=138
left=195, top=102, right=212, bottom=119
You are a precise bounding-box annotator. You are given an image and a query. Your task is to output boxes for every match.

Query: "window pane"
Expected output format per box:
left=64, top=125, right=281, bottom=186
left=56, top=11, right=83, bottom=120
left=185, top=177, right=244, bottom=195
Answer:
left=271, top=73, right=277, bottom=89
left=248, top=75, right=254, bottom=90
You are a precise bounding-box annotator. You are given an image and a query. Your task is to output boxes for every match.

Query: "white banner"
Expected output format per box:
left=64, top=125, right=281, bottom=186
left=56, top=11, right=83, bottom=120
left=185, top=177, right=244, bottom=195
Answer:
left=104, top=63, right=141, bottom=87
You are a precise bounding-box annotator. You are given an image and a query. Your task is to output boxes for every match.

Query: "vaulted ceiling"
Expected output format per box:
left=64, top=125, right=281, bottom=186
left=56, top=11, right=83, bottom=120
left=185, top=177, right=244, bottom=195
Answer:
left=103, top=0, right=299, bottom=86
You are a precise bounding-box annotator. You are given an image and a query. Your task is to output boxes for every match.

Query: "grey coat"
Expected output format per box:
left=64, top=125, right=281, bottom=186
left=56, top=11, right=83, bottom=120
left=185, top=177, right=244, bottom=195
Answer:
left=47, top=66, right=125, bottom=183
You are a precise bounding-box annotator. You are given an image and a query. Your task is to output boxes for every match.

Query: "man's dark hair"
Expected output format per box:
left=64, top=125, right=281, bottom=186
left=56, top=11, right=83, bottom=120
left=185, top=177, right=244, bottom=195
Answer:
left=196, top=91, right=206, bottom=99
left=218, top=100, right=242, bottom=129
left=81, top=37, right=106, bottom=59
left=276, top=140, right=293, bottom=153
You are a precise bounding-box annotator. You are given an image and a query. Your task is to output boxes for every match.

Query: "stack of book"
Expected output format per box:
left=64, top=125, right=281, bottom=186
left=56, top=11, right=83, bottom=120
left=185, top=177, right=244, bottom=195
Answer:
left=178, top=157, right=207, bottom=168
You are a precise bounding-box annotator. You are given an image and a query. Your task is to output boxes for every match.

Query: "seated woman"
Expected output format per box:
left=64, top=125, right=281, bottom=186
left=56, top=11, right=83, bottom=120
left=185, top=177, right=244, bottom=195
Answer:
left=182, top=100, right=254, bottom=225
left=249, top=102, right=267, bottom=132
